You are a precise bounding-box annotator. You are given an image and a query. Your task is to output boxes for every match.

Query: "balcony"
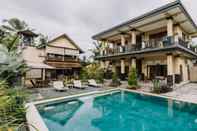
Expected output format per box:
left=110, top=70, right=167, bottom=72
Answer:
left=97, top=37, right=197, bottom=58
left=45, top=55, right=80, bottom=63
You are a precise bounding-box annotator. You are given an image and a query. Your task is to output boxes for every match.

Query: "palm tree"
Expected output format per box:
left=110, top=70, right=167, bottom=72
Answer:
left=2, top=18, right=28, bottom=33
left=1, top=18, right=29, bottom=51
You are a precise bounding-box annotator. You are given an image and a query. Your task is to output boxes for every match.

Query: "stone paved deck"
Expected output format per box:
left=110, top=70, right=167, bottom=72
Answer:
left=25, top=80, right=197, bottom=104
left=164, top=83, right=197, bottom=103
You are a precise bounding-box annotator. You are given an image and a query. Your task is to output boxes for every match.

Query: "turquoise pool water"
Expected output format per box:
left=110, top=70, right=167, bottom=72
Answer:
left=38, top=91, right=197, bottom=131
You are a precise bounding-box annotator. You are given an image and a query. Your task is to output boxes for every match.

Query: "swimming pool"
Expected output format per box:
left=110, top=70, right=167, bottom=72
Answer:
left=36, top=90, right=197, bottom=131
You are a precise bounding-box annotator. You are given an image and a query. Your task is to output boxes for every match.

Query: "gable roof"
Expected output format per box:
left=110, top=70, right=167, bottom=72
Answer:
left=48, top=34, right=84, bottom=53
left=92, top=0, right=197, bottom=40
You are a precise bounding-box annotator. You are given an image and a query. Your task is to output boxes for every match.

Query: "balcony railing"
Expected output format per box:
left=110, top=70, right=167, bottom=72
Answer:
left=46, top=56, right=80, bottom=62
left=98, top=36, right=197, bottom=57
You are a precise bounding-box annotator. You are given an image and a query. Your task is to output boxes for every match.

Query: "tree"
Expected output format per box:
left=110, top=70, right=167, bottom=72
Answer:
left=128, top=67, right=138, bottom=87
left=0, top=45, right=28, bottom=86
left=1, top=18, right=29, bottom=51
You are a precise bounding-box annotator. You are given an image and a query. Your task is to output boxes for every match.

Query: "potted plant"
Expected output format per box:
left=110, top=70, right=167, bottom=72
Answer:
left=127, top=67, right=139, bottom=89
left=109, top=72, right=121, bottom=87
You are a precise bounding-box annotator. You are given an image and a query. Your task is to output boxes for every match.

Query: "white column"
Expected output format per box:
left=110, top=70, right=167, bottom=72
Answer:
left=167, top=18, right=173, bottom=37
left=131, top=58, right=136, bottom=69
left=131, top=30, right=136, bottom=45
left=121, top=34, right=125, bottom=46
left=121, top=59, right=125, bottom=74
left=100, top=60, right=105, bottom=68
left=42, top=69, right=46, bottom=81
left=175, top=25, right=182, bottom=42
left=167, top=55, right=174, bottom=75
left=105, top=60, right=110, bottom=69
left=112, top=62, right=116, bottom=73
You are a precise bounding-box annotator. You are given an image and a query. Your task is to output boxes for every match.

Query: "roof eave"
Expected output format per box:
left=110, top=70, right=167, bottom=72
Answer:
left=92, top=0, right=197, bottom=40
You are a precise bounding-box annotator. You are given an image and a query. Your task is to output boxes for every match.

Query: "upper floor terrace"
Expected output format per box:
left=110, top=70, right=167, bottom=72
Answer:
left=92, top=1, right=197, bottom=59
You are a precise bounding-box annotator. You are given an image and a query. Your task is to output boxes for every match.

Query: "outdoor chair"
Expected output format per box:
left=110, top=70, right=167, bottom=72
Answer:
left=88, top=79, right=102, bottom=88
left=73, top=80, right=87, bottom=89
left=53, top=81, right=68, bottom=91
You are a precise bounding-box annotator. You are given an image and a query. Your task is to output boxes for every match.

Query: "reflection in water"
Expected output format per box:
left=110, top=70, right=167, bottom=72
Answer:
left=39, top=100, right=83, bottom=126
left=168, top=99, right=173, bottom=118
left=39, top=91, right=197, bottom=131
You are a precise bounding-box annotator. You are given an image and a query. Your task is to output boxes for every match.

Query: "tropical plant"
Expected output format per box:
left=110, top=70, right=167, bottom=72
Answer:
left=110, top=72, right=120, bottom=87
left=1, top=18, right=30, bottom=51
left=128, top=67, right=138, bottom=88
left=79, top=66, right=89, bottom=82
left=0, top=44, right=28, bottom=86
left=152, top=79, right=161, bottom=93
left=0, top=80, right=27, bottom=130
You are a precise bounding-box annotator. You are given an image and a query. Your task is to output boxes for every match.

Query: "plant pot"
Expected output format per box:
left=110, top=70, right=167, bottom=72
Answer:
left=127, top=85, right=139, bottom=90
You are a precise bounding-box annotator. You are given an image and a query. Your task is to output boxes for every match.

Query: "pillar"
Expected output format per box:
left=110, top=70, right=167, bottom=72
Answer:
left=42, top=69, right=46, bottom=81
left=175, top=25, right=182, bottom=42
left=100, top=60, right=105, bottom=68
left=112, top=62, right=116, bottom=73
left=131, top=58, right=136, bottom=68
left=167, top=18, right=173, bottom=37
left=121, top=34, right=125, bottom=52
left=120, top=59, right=126, bottom=80
left=167, top=54, right=174, bottom=86
left=167, top=55, right=174, bottom=75
left=131, top=30, right=136, bottom=45
left=105, top=60, right=110, bottom=69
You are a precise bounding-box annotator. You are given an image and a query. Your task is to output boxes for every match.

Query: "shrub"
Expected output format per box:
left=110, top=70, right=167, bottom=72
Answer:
left=110, top=72, right=120, bottom=87
left=0, top=80, right=27, bottom=129
left=128, top=67, right=138, bottom=86
left=152, top=79, right=161, bottom=93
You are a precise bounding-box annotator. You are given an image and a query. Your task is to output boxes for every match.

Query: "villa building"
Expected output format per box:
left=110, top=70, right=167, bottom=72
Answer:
left=19, top=31, right=83, bottom=87
left=92, top=1, right=197, bottom=86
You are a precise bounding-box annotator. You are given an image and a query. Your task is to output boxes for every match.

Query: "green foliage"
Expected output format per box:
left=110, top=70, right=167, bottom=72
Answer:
left=152, top=79, right=161, bottom=93
left=80, top=67, right=89, bottom=82
left=109, top=72, right=120, bottom=87
left=0, top=45, right=28, bottom=86
left=0, top=80, right=27, bottom=129
left=128, top=67, right=138, bottom=86
left=80, top=64, right=104, bottom=83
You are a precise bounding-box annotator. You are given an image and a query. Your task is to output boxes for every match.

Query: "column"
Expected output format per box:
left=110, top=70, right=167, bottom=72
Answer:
left=167, top=54, right=174, bottom=86
left=129, top=58, right=136, bottom=71
left=131, top=30, right=136, bottom=45
left=167, top=55, right=174, bottom=75
left=42, top=69, right=46, bottom=81
left=120, top=59, right=125, bottom=80
left=105, top=60, right=110, bottom=69
left=175, top=25, right=182, bottom=42
left=100, top=60, right=105, bottom=68
left=112, top=61, right=116, bottom=73
left=131, top=58, right=136, bottom=68
left=167, top=18, right=173, bottom=37
left=121, top=34, right=125, bottom=52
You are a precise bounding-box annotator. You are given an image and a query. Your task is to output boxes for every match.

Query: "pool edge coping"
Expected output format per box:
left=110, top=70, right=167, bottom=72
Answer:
left=26, top=88, right=197, bottom=131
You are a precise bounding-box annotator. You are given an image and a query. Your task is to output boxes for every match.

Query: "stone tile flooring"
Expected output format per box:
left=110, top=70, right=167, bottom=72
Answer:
left=25, top=80, right=197, bottom=104
left=164, top=83, right=197, bottom=103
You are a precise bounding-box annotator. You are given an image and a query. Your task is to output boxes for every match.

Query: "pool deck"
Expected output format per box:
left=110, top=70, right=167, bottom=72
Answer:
left=25, top=81, right=197, bottom=104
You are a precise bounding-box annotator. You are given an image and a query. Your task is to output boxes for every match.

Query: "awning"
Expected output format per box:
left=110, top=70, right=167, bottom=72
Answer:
left=26, top=62, right=55, bottom=69
left=45, top=61, right=81, bottom=69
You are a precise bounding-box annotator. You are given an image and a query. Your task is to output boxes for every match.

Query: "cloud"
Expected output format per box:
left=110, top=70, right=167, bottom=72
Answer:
left=0, top=0, right=197, bottom=57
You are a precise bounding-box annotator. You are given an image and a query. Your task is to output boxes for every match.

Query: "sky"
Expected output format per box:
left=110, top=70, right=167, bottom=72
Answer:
left=0, top=0, right=196, bottom=57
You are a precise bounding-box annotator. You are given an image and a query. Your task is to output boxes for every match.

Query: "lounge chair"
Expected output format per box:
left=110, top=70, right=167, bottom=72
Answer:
left=73, top=80, right=87, bottom=89
left=53, top=81, right=68, bottom=91
left=88, top=79, right=102, bottom=88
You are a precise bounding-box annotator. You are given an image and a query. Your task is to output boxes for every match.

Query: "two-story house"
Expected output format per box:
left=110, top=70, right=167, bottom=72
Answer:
left=19, top=31, right=83, bottom=87
left=92, top=1, right=197, bottom=86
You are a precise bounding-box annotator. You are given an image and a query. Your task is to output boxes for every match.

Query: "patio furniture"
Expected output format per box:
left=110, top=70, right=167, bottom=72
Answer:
left=53, top=81, right=68, bottom=91
left=88, top=79, right=102, bottom=88
left=73, top=80, right=87, bottom=89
